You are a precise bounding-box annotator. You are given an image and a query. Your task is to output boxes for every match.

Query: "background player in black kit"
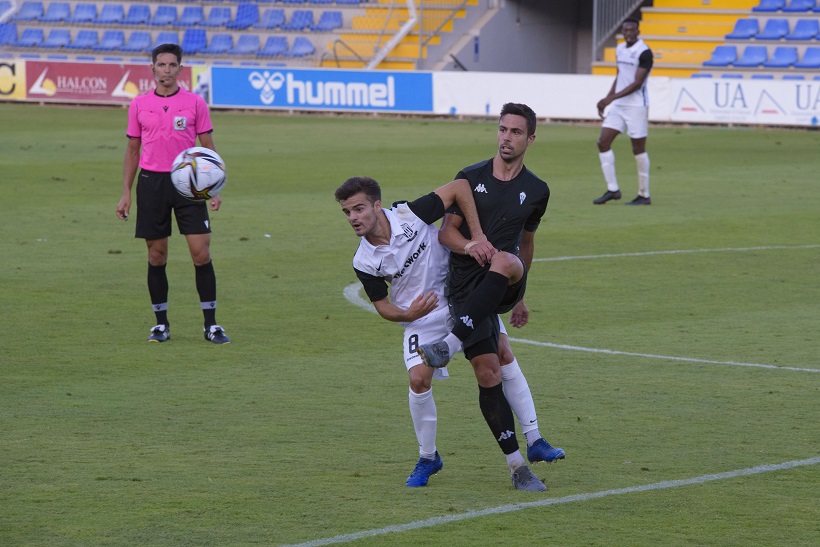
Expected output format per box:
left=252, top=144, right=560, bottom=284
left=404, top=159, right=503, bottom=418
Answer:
left=417, top=103, right=565, bottom=491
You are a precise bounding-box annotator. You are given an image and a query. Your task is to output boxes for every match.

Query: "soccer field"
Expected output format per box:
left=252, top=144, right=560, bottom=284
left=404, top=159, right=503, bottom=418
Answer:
left=1, top=102, right=818, bottom=546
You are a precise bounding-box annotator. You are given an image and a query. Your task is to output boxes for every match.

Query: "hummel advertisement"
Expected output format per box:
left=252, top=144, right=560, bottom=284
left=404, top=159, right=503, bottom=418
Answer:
left=210, top=67, right=433, bottom=113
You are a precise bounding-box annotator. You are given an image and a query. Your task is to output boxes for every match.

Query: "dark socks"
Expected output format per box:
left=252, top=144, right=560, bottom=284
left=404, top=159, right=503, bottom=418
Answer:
left=147, top=263, right=169, bottom=326
left=479, top=382, right=519, bottom=455
left=195, top=261, right=217, bottom=328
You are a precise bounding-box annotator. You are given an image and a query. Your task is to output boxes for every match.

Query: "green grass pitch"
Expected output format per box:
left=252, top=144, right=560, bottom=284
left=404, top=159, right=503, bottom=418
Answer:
left=1, top=102, right=818, bottom=546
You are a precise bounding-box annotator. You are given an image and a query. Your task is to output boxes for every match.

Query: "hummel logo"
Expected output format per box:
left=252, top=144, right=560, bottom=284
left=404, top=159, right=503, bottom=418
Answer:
left=497, top=430, right=515, bottom=441
left=475, top=184, right=488, bottom=194
left=519, top=191, right=526, bottom=204
left=460, top=315, right=474, bottom=329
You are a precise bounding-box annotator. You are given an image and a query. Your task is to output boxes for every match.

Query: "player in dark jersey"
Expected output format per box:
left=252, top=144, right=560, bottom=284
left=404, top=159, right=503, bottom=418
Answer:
left=417, top=103, right=564, bottom=491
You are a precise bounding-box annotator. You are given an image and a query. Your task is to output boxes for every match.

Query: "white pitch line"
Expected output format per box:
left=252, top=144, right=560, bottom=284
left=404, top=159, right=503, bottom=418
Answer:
left=343, top=283, right=816, bottom=373
left=534, top=244, right=820, bottom=262
left=280, top=456, right=820, bottom=547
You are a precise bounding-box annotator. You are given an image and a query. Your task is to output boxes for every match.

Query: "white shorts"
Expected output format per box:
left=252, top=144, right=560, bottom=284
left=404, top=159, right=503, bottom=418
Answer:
left=602, top=104, right=648, bottom=139
left=402, top=308, right=508, bottom=380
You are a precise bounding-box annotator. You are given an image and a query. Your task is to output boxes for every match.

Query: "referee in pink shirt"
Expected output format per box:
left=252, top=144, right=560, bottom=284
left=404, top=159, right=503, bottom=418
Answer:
left=116, top=44, right=230, bottom=345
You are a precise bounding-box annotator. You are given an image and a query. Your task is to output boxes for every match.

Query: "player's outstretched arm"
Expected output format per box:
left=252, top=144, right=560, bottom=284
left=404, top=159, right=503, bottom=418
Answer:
left=372, top=292, right=438, bottom=323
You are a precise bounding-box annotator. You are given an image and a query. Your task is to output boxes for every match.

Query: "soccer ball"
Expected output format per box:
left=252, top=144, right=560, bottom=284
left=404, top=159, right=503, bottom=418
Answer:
left=170, top=147, right=226, bottom=201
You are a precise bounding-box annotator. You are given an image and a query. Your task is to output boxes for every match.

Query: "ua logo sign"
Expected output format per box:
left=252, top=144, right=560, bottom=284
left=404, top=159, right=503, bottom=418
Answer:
left=475, top=184, right=488, bottom=194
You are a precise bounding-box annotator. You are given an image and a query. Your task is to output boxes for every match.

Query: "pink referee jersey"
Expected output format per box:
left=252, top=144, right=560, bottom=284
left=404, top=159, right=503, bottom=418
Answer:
left=126, top=88, right=213, bottom=172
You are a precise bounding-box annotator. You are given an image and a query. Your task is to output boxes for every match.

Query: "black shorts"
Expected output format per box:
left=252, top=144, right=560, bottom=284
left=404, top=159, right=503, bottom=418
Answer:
left=134, top=169, right=211, bottom=240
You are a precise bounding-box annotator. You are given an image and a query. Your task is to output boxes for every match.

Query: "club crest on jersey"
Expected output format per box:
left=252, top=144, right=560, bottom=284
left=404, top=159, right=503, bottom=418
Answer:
left=519, top=192, right=526, bottom=204
left=401, top=223, right=418, bottom=242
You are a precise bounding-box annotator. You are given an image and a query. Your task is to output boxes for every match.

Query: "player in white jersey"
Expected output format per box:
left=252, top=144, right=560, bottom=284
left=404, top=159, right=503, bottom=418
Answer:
left=335, top=176, right=557, bottom=490
left=593, top=18, right=654, bottom=206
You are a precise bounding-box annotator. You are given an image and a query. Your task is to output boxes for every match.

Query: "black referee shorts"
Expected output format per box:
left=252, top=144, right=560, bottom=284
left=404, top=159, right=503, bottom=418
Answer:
left=134, top=169, right=211, bottom=240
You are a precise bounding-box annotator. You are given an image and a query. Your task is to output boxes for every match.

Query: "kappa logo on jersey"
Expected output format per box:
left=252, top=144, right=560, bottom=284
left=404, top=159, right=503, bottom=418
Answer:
left=400, top=222, right=418, bottom=242
left=497, top=430, right=515, bottom=442
left=475, top=184, right=488, bottom=194
left=519, top=191, right=526, bottom=205
left=459, top=314, right=474, bottom=329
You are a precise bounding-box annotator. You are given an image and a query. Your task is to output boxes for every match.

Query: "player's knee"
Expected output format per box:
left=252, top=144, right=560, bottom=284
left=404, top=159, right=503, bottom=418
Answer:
left=489, top=252, right=522, bottom=279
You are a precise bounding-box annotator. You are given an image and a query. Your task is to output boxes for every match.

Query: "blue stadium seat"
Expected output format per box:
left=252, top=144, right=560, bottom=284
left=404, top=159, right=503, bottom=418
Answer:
left=782, top=74, right=805, bottom=79
left=283, top=10, right=314, bottom=31
left=734, top=45, right=768, bottom=66
left=201, top=7, right=231, bottom=28
left=0, top=22, right=17, bottom=46
left=13, top=1, right=43, bottom=21
left=120, top=30, right=152, bottom=52
left=725, top=18, right=759, bottom=39
left=122, top=4, right=151, bottom=25
left=312, top=11, right=343, bottom=31
left=65, top=30, right=99, bottom=50
left=690, top=73, right=713, bottom=78
left=150, top=5, right=177, bottom=26
left=0, top=0, right=10, bottom=14
left=281, top=0, right=308, bottom=4
left=254, top=9, right=286, bottom=30
left=227, top=3, right=259, bottom=30
left=310, top=0, right=334, bottom=4
left=286, top=36, right=315, bottom=57
left=703, top=45, right=737, bottom=66
left=721, top=73, right=744, bottom=78
left=174, top=6, right=204, bottom=27
left=93, top=30, right=125, bottom=51
left=752, top=0, right=786, bottom=10
left=229, top=34, right=260, bottom=55
left=150, top=31, right=179, bottom=50
left=39, top=2, right=70, bottom=23
left=335, top=0, right=362, bottom=4
left=257, top=35, right=288, bottom=57
left=201, top=33, right=233, bottom=54
left=751, top=73, right=775, bottom=78
left=794, top=45, right=820, bottom=67
left=66, top=3, right=97, bottom=24
left=782, top=0, right=815, bottom=11
left=762, top=45, right=798, bottom=66
left=181, top=28, right=207, bottom=54
left=95, top=4, right=124, bottom=24
left=756, top=18, right=789, bottom=40
left=41, top=28, right=70, bottom=48
left=785, top=18, right=819, bottom=39
left=15, top=27, right=44, bottom=47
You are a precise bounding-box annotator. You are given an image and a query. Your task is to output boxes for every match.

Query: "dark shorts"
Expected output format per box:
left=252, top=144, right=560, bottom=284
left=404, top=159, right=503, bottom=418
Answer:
left=452, top=258, right=528, bottom=361
left=135, top=169, right=211, bottom=240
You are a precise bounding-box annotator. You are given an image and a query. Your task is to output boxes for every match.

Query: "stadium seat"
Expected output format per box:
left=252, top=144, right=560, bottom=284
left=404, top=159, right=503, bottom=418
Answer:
left=254, top=9, right=286, bottom=30
left=93, top=30, right=125, bottom=51
left=119, top=30, right=152, bottom=53
left=66, top=3, right=97, bottom=24
left=41, top=28, right=70, bottom=48
left=150, top=6, right=177, bottom=26
left=721, top=73, right=744, bottom=78
left=782, top=74, right=805, bottom=79
left=227, top=3, right=259, bottom=30
left=782, top=0, right=815, bottom=11
left=150, top=31, right=179, bottom=50
left=0, top=22, right=15, bottom=46
left=752, top=0, right=786, bottom=10
left=201, top=33, right=233, bottom=54
left=286, top=36, right=315, bottom=57
left=257, top=35, right=288, bottom=57
left=201, top=7, right=231, bottom=28
left=751, top=73, right=775, bottom=78
left=181, top=28, right=206, bottom=55
left=756, top=18, right=790, bottom=40
left=690, top=73, right=713, bottom=78
left=763, top=45, right=798, bottom=66
left=734, top=45, right=768, bottom=66
left=174, top=6, right=204, bottom=27
left=15, top=27, right=43, bottom=47
left=310, top=0, right=334, bottom=4
left=228, top=34, right=260, bottom=55
left=335, top=0, right=362, bottom=4
left=794, top=45, right=820, bottom=67
left=785, top=19, right=820, bottom=40
left=281, top=0, right=308, bottom=4
left=13, top=1, right=43, bottom=21
left=95, top=4, right=124, bottom=25
left=65, top=30, right=99, bottom=50
left=725, top=18, right=759, bottom=39
left=122, top=4, right=151, bottom=26
left=283, top=10, right=314, bottom=31
left=39, top=2, right=70, bottom=23
left=312, top=11, right=343, bottom=32
left=703, top=45, right=737, bottom=66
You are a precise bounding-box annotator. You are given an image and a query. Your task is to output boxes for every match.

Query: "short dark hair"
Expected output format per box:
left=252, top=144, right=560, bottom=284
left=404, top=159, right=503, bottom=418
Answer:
left=335, top=176, right=382, bottom=204
left=152, top=43, right=183, bottom=64
left=500, top=103, right=537, bottom=137
left=623, top=17, right=639, bottom=27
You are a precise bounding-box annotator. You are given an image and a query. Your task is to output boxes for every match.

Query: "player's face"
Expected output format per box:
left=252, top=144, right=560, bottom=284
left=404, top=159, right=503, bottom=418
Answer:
left=497, top=114, right=534, bottom=162
left=340, top=192, right=381, bottom=237
left=152, top=53, right=181, bottom=88
left=622, top=22, right=639, bottom=47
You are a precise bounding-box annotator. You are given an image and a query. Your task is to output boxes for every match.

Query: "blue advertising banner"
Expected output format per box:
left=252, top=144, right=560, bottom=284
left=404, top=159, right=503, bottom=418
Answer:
left=210, top=67, right=433, bottom=113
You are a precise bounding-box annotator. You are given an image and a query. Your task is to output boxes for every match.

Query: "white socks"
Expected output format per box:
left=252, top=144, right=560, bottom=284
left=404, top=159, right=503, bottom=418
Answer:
left=635, top=152, right=650, bottom=197
left=505, top=450, right=527, bottom=473
left=443, top=333, right=460, bottom=358
left=408, top=388, right=437, bottom=458
left=599, top=150, right=619, bottom=192
left=501, top=359, right=539, bottom=442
